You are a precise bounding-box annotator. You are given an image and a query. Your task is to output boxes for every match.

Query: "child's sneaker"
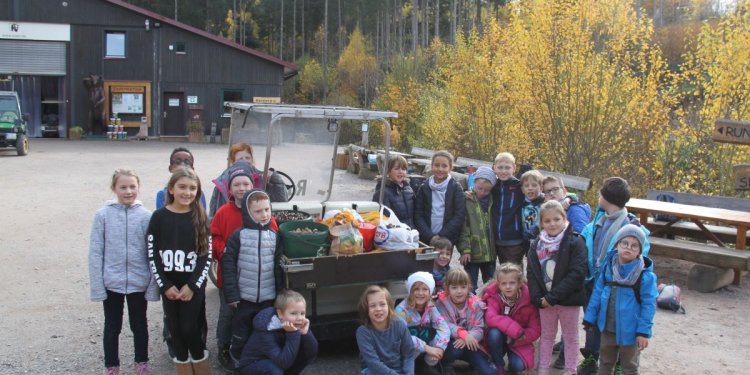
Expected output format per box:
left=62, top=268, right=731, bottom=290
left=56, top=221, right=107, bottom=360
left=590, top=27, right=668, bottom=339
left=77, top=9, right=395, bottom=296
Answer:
left=105, top=367, right=119, bottom=375
left=134, top=362, right=150, bottom=375
left=553, top=350, right=565, bottom=369
left=218, top=345, right=234, bottom=373
left=577, top=349, right=599, bottom=375
left=614, top=361, right=623, bottom=375
left=552, top=341, right=563, bottom=354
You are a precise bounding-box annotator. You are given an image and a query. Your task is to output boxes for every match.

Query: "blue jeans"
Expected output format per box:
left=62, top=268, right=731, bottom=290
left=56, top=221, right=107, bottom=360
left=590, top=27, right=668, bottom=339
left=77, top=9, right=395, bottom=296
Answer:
left=216, top=288, right=233, bottom=348
left=464, top=262, right=496, bottom=292
left=442, top=341, right=495, bottom=375
left=486, top=328, right=526, bottom=372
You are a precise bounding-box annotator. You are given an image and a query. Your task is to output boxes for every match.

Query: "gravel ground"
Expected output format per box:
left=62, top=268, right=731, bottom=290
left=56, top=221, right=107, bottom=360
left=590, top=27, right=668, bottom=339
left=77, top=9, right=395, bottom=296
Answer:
left=1, top=139, right=748, bottom=374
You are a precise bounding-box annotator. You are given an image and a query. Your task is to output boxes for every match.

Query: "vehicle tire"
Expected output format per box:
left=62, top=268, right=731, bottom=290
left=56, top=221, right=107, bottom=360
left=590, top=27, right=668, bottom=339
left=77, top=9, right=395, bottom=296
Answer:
left=16, top=134, right=28, bottom=156
left=208, top=261, right=219, bottom=288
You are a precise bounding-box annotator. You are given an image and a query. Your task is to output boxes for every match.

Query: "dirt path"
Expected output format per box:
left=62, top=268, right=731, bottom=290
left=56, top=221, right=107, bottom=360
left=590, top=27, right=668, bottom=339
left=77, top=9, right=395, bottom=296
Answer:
left=0, top=139, right=747, bottom=374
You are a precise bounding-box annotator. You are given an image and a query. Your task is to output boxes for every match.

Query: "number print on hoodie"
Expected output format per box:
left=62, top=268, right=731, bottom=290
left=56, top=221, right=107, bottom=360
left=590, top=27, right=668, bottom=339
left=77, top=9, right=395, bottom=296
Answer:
left=147, top=208, right=211, bottom=292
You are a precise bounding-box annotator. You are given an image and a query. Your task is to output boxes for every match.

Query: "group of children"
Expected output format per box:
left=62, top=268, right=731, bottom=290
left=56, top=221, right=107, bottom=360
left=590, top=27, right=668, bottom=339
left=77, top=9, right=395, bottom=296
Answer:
left=88, top=145, right=318, bottom=375
left=367, top=150, right=657, bottom=375
left=88, top=145, right=657, bottom=375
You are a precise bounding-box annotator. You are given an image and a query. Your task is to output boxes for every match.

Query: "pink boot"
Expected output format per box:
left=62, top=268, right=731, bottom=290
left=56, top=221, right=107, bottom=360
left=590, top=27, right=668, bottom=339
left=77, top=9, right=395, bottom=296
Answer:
left=105, top=367, right=119, bottom=375
left=135, top=362, right=150, bottom=375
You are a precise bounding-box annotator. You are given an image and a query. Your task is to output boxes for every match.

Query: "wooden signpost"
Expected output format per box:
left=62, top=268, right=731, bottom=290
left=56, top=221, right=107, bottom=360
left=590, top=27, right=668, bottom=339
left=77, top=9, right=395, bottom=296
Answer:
left=714, top=119, right=750, bottom=191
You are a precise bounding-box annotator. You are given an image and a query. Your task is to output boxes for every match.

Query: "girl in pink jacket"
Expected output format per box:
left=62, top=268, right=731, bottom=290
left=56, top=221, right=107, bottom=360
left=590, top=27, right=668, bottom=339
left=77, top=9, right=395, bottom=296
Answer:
left=481, top=263, right=541, bottom=375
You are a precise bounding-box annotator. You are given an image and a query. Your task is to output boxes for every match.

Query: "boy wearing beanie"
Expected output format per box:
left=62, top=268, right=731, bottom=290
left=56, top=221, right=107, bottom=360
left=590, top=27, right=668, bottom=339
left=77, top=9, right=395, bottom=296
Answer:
left=459, top=166, right=498, bottom=291
left=583, top=224, right=658, bottom=375
left=577, top=177, right=650, bottom=375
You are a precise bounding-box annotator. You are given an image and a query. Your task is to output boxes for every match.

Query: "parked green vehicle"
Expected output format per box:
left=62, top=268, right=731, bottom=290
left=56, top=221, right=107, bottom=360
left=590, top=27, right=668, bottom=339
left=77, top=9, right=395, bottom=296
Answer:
left=0, top=91, right=29, bottom=156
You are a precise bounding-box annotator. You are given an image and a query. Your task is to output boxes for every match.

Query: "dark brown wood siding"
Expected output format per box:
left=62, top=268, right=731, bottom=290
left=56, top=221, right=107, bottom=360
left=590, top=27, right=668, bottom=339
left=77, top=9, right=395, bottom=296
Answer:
left=2, top=0, right=286, bottom=135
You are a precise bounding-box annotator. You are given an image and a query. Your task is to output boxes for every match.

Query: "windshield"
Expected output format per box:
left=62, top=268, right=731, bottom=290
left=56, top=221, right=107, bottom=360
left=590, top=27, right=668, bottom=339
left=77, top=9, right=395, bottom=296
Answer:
left=228, top=110, right=377, bottom=203
left=0, top=96, right=20, bottom=124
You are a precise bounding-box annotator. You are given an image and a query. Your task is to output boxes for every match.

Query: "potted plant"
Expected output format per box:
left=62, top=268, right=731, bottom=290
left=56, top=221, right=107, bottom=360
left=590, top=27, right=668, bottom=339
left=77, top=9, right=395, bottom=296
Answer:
left=69, top=126, right=84, bottom=140
left=188, top=121, right=203, bottom=143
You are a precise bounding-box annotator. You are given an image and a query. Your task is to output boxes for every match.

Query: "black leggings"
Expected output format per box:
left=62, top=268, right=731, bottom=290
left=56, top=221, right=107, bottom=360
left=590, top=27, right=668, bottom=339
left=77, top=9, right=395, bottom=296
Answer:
left=103, top=290, right=149, bottom=367
left=162, top=288, right=206, bottom=362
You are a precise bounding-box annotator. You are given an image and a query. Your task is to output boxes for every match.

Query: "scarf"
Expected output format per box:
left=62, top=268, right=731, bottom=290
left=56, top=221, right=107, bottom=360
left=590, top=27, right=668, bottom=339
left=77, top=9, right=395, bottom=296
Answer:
left=499, top=288, right=521, bottom=316
left=429, top=175, right=451, bottom=234
left=611, top=255, right=645, bottom=286
left=595, top=209, right=629, bottom=267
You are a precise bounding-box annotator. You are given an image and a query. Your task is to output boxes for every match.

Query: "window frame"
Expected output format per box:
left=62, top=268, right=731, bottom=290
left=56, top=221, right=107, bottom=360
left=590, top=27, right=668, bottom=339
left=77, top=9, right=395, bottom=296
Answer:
left=104, top=31, right=127, bottom=59
left=221, top=89, right=244, bottom=117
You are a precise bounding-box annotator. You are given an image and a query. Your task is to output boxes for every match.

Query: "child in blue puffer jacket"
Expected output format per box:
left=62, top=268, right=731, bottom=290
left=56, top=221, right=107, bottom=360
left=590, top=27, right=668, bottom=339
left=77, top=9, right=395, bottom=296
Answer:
left=583, top=224, right=658, bottom=375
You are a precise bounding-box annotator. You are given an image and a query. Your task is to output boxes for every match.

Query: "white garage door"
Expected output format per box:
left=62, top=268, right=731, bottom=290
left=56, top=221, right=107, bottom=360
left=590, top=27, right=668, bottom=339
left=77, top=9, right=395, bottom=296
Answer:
left=0, top=40, right=66, bottom=76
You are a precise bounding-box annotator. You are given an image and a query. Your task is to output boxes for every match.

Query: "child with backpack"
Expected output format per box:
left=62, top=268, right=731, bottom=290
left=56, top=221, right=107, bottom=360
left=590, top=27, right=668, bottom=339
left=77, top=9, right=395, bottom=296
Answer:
left=583, top=224, right=658, bottom=375
left=89, top=168, right=158, bottom=375
left=526, top=201, right=587, bottom=375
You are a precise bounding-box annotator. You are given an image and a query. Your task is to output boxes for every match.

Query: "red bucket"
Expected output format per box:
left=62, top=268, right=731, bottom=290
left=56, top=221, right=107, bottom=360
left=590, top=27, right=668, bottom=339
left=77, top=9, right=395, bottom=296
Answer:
left=358, top=222, right=377, bottom=252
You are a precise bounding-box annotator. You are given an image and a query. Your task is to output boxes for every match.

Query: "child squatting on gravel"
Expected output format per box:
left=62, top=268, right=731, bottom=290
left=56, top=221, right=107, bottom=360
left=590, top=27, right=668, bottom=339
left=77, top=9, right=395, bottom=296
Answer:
left=89, top=168, right=158, bottom=375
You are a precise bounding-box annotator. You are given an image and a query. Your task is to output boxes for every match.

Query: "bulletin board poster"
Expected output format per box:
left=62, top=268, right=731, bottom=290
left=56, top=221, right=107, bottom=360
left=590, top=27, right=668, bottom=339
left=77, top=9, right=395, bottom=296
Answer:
left=111, top=92, right=145, bottom=114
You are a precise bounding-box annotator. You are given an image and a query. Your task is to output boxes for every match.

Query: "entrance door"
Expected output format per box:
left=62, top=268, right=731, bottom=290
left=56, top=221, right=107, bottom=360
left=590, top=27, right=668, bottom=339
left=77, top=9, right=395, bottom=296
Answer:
left=163, top=92, right=185, bottom=135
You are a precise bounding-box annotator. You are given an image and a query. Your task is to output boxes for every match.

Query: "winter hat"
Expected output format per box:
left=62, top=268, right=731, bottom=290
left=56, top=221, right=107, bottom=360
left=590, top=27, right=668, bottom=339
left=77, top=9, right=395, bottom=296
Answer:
left=613, top=224, right=646, bottom=254
left=406, top=271, right=436, bottom=295
left=228, top=168, right=253, bottom=188
left=599, top=177, right=630, bottom=208
left=473, top=166, right=497, bottom=186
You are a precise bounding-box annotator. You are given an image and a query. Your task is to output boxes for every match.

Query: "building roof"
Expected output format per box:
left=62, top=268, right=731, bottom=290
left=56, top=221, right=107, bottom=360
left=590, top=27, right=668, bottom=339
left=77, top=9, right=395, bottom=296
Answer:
left=106, top=0, right=298, bottom=76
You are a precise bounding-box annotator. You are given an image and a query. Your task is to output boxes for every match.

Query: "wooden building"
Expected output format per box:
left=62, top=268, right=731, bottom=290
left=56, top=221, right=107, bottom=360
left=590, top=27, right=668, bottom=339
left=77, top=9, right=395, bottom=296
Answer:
left=0, top=0, right=296, bottom=138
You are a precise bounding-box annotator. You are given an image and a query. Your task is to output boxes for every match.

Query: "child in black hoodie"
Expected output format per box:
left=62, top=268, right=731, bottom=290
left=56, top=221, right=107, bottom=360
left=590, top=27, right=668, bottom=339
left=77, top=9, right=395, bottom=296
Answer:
left=239, top=290, right=318, bottom=375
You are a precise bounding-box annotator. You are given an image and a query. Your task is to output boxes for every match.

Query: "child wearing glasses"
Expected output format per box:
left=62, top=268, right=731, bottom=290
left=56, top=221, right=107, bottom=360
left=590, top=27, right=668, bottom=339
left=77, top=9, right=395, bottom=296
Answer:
left=583, top=224, right=657, bottom=375
left=541, top=176, right=591, bottom=233
left=577, top=177, right=650, bottom=375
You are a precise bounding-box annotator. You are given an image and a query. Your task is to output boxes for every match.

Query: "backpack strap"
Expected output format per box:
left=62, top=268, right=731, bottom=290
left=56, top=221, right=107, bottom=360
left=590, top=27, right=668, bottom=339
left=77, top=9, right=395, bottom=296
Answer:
left=606, top=272, right=643, bottom=305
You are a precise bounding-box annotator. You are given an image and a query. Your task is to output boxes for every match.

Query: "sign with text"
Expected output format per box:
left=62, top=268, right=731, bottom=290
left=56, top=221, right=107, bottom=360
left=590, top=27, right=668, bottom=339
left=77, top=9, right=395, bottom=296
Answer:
left=713, top=119, right=750, bottom=145
left=253, top=96, right=281, bottom=104
left=0, top=21, right=70, bottom=42
left=734, top=164, right=750, bottom=190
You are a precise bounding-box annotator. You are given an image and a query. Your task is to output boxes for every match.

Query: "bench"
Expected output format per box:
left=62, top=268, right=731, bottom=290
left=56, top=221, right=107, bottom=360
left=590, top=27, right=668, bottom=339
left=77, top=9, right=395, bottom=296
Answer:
left=649, top=236, right=750, bottom=291
left=645, top=190, right=750, bottom=246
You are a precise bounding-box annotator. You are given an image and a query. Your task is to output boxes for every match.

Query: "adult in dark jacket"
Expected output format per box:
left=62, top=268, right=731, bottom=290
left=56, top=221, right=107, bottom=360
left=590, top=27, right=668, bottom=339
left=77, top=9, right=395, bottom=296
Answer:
left=373, top=155, right=415, bottom=228
left=414, top=151, right=466, bottom=246
left=239, top=300, right=318, bottom=375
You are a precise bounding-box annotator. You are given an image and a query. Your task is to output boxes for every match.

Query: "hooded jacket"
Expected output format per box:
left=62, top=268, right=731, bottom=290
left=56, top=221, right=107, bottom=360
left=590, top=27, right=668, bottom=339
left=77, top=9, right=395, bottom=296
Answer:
left=395, top=300, right=450, bottom=353
left=433, top=291, right=486, bottom=343
left=414, top=178, right=466, bottom=245
left=458, top=191, right=496, bottom=264
left=581, top=208, right=650, bottom=282
left=521, top=194, right=545, bottom=240
left=373, top=178, right=416, bottom=228
left=89, top=200, right=159, bottom=301
left=583, top=252, right=658, bottom=346
left=222, top=190, right=283, bottom=304
left=526, top=225, right=588, bottom=307
left=239, top=306, right=318, bottom=369
left=482, top=282, right=540, bottom=370
left=490, top=177, right=524, bottom=246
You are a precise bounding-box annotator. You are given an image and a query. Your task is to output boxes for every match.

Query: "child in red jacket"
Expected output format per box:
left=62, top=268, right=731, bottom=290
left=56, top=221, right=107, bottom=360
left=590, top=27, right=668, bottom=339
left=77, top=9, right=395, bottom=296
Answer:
left=482, top=262, right=541, bottom=375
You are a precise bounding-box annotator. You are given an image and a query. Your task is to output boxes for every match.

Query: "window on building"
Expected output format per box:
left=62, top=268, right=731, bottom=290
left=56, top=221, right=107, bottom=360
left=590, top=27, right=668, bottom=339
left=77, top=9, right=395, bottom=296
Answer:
left=222, top=90, right=243, bottom=116
left=175, top=42, right=186, bottom=54
left=105, top=32, right=126, bottom=58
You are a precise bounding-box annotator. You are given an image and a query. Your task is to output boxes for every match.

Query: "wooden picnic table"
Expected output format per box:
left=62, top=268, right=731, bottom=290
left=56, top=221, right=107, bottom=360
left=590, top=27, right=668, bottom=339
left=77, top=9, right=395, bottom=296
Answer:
left=626, top=197, right=750, bottom=284
left=627, top=198, right=750, bottom=248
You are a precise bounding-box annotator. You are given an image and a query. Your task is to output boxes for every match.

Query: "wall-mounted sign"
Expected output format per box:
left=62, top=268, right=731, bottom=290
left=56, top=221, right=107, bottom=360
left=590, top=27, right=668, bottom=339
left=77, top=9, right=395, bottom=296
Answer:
left=169, top=98, right=180, bottom=107
left=0, top=21, right=70, bottom=42
left=112, top=93, right=144, bottom=114
left=734, top=164, right=750, bottom=190
left=713, top=119, right=750, bottom=145
left=253, top=96, right=281, bottom=104
left=187, top=95, right=198, bottom=104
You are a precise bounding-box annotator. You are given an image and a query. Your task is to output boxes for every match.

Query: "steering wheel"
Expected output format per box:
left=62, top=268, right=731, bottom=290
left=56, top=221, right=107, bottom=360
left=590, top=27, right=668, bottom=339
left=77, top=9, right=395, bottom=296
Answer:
left=275, top=170, right=296, bottom=201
